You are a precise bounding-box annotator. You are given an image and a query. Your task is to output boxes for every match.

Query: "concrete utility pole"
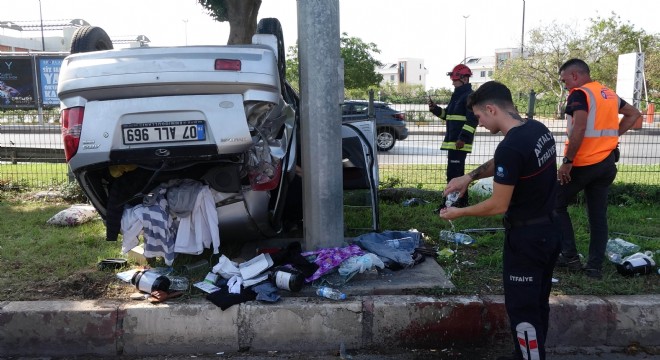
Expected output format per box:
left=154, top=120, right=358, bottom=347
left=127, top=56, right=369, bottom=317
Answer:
left=297, top=0, right=344, bottom=250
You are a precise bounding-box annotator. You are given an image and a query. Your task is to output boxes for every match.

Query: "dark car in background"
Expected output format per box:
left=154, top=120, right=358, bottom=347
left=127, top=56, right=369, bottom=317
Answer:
left=341, top=100, right=408, bottom=151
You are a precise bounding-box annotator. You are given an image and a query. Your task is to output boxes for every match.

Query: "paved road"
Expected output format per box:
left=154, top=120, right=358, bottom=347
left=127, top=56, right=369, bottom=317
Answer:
left=7, top=347, right=656, bottom=360
left=1, top=125, right=658, bottom=166
left=380, top=133, right=660, bottom=166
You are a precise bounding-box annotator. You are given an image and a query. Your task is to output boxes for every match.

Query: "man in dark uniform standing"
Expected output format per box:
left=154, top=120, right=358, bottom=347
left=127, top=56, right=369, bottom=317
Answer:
left=428, top=64, right=477, bottom=208
left=440, top=81, right=561, bottom=360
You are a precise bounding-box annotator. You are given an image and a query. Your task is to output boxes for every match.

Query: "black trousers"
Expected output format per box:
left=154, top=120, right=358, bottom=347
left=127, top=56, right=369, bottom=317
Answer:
left=502, top=221, right=561, bottom=360
left=556, top=152, right=617, bottom=270
left=446, top=149, right=468, bottom=206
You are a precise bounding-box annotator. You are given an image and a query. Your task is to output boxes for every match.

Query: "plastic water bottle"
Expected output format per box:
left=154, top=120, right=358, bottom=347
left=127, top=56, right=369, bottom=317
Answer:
left=606, top=238, right=640, bottom=257
left=316, top=286, right=346, bottom=300
left=445, top=191, right=460, bottom=208
left=608, top=252, right=623, bottom=264
left=439, top=230, right=475, bottom=245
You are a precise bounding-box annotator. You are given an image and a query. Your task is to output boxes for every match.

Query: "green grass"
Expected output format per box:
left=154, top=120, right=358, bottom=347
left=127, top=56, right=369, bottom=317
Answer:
left=0, top=163, right=70, bottom=188
left=379, top=164, right=660, bottom=190
left=370, top=193, right=659, bottom=297
left=0, top=181, right=658, bottom=301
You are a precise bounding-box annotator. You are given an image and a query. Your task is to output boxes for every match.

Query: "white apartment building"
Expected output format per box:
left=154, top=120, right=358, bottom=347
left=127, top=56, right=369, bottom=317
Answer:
left=377, top=58, right=428, bottom=88
left=463, top=47, right=524, bottom=88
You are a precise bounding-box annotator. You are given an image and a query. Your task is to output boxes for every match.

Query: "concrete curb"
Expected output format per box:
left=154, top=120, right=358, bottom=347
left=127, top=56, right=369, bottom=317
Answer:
left=1, top=294, right=658, bottom=357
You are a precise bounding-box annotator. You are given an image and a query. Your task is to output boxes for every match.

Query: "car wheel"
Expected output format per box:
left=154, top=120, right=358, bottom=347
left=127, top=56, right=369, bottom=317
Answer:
left=376, top=128, right=396, bottom=151
left=256, top=18, right=286, bottom=92
left=69, top=26, right=113, bottom=54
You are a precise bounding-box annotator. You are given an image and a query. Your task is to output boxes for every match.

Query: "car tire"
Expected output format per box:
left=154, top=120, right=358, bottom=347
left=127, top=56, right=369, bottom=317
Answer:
left=376, top=127, right=396, bottom=152
left=256, top=18, right=286, bottom=91
left=69, top=26, right=113, bottom=54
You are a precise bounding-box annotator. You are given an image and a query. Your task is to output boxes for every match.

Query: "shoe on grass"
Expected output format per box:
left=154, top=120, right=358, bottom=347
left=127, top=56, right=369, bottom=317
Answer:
left=556, top=253, right=582, bottom=272
left=583, top=268, right=603, bottom=280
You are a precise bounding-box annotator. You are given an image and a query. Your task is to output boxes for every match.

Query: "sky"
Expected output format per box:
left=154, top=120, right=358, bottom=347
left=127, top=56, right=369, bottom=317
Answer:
left=3, top=0, right=658, bottom=89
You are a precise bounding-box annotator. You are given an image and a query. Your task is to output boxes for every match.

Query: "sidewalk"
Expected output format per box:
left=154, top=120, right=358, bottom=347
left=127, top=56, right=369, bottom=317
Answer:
left=1, top=252, right=658, bottom=357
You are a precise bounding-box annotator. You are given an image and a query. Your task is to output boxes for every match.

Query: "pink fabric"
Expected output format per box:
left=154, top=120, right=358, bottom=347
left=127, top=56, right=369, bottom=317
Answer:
left=302, top=244, right=364, bottom=282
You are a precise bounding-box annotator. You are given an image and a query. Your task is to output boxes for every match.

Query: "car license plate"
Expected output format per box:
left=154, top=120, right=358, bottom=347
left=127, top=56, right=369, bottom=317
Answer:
left=122, top=120, right=206, bottom=145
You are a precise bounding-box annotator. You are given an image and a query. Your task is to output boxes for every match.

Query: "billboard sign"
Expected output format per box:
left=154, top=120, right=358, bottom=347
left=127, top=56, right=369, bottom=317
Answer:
left=0, top=57, right=36, bottom=108
left=38, top=56, right=65, bottom=107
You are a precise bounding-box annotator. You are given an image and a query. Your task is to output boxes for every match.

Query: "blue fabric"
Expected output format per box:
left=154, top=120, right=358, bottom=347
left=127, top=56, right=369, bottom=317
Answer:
left=252, top=281, right=281, bottom=302
left=352, top=230, right=421, bottom=268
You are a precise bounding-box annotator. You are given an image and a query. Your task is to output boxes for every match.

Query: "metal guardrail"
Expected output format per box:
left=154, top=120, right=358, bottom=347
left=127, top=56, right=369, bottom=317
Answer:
left=0, top=146, right=64, bottom=164
left=1, top=104, right=659, bottom=188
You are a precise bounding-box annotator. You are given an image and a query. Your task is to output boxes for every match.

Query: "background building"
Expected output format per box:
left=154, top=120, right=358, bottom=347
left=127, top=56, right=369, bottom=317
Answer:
left=377, top=58, right=428, bottom=88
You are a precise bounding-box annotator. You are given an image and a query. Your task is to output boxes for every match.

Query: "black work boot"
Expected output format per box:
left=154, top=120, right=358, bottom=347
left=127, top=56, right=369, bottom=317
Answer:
left=556, top=253, right=582, bottom=272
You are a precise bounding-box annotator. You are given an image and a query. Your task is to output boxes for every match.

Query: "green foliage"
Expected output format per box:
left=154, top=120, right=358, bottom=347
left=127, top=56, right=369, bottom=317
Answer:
left=196, top=0, right=261, bottom=44
left=379, top=176, right=404, bottom=189
left=340, top=33, right=383, bottom=90
left=583, top=13, right=656, bottom=89
left=197, top=0, right=229, bottom=22
left=493, top=13, right=660, bottom=110
left=0, top=178, right=30, bottom=192
left=608, top=183, right=660, bottom=206
left=58, top=180, right=88, bottom=203
left=285, top=33, right=383, bottom=92
left=285, top=44, right=300, bottom=90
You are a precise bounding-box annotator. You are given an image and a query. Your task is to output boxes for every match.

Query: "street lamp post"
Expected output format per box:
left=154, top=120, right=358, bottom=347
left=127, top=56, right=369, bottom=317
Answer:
left=463, top=15, right=469, bottom=63
left=521, top=0, right=526, bottom=58
left=38, top=0, right=45, bottom=51
left=182, top=19, right=188, bottom=45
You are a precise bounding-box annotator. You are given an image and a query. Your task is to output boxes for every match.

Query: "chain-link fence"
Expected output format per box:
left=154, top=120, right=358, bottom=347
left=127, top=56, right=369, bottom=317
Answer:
left=1, top=100, right=659, bottom=190
left=383, top=95, right=659, bottom=189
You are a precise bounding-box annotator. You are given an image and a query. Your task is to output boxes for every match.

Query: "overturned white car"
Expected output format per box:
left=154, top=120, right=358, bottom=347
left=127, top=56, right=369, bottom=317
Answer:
left=57, top=18, right=301, bottom=248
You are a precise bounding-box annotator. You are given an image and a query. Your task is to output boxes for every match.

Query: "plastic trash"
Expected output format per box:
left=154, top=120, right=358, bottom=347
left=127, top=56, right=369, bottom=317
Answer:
left=316, top=286, right=347, bottom=300
left=437, top=248, right=455, bottom=259
left=439, top=230, right=475, bottom=245
left=445, top=191, right=460, bottom=208
left=606, top=238, right=641, bottom=259
left=338, top=254, right=385, bottom=281
left=402, top=198, right=430, bottom=207
left=166, top=275, right=190, bottom=291
left=615, top=252, right=656, bottom=277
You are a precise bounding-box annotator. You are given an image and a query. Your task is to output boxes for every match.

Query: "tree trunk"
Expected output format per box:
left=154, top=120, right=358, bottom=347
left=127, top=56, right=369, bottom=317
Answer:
left=225, top=0, right=262, bottom=45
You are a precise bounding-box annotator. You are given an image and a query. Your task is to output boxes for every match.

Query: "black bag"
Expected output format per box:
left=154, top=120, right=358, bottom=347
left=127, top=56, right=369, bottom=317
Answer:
left=613, top=144, right=620, bottom=163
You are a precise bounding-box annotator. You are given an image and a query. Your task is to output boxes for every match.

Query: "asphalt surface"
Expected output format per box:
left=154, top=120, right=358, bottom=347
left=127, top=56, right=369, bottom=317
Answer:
left=2, top=346, right=658, bottom=360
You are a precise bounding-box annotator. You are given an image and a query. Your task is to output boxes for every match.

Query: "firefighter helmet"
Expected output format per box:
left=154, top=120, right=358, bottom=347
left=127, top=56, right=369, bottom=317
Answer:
left=447, top=64, right=472, bottom=81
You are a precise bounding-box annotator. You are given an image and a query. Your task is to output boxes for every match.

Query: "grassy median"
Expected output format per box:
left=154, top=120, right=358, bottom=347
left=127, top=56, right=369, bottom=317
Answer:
left=0, top=181, right=658, bottom=301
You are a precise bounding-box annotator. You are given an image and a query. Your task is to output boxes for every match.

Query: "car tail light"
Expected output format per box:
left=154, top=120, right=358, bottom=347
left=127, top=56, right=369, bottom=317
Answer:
left=61, top=106, right=84, bottom=162
left=249, top=160, right=283, bottom=191
left=215, top=59, right=241, bottom=71
left=393, top=113, right=406, bottom=121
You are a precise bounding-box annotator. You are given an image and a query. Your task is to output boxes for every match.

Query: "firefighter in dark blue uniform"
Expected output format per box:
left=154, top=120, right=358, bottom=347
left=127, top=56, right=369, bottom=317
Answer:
left=440, top=81, right=561, bottom=360
left=428, top=64, right=478, bottom=208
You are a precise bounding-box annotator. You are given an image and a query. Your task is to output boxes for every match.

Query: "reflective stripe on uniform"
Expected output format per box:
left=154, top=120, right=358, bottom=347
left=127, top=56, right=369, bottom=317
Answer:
left=565, top=82, right=620, bottom=166
left=441, top=141, right=473, bottom=152
left=567, top=87, right=619, bottom=138
left=445, top=114, right=467, bottom=121
left=516, top=322, right=540, bottom=360
left=462, top=124, right=476, bottom=134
